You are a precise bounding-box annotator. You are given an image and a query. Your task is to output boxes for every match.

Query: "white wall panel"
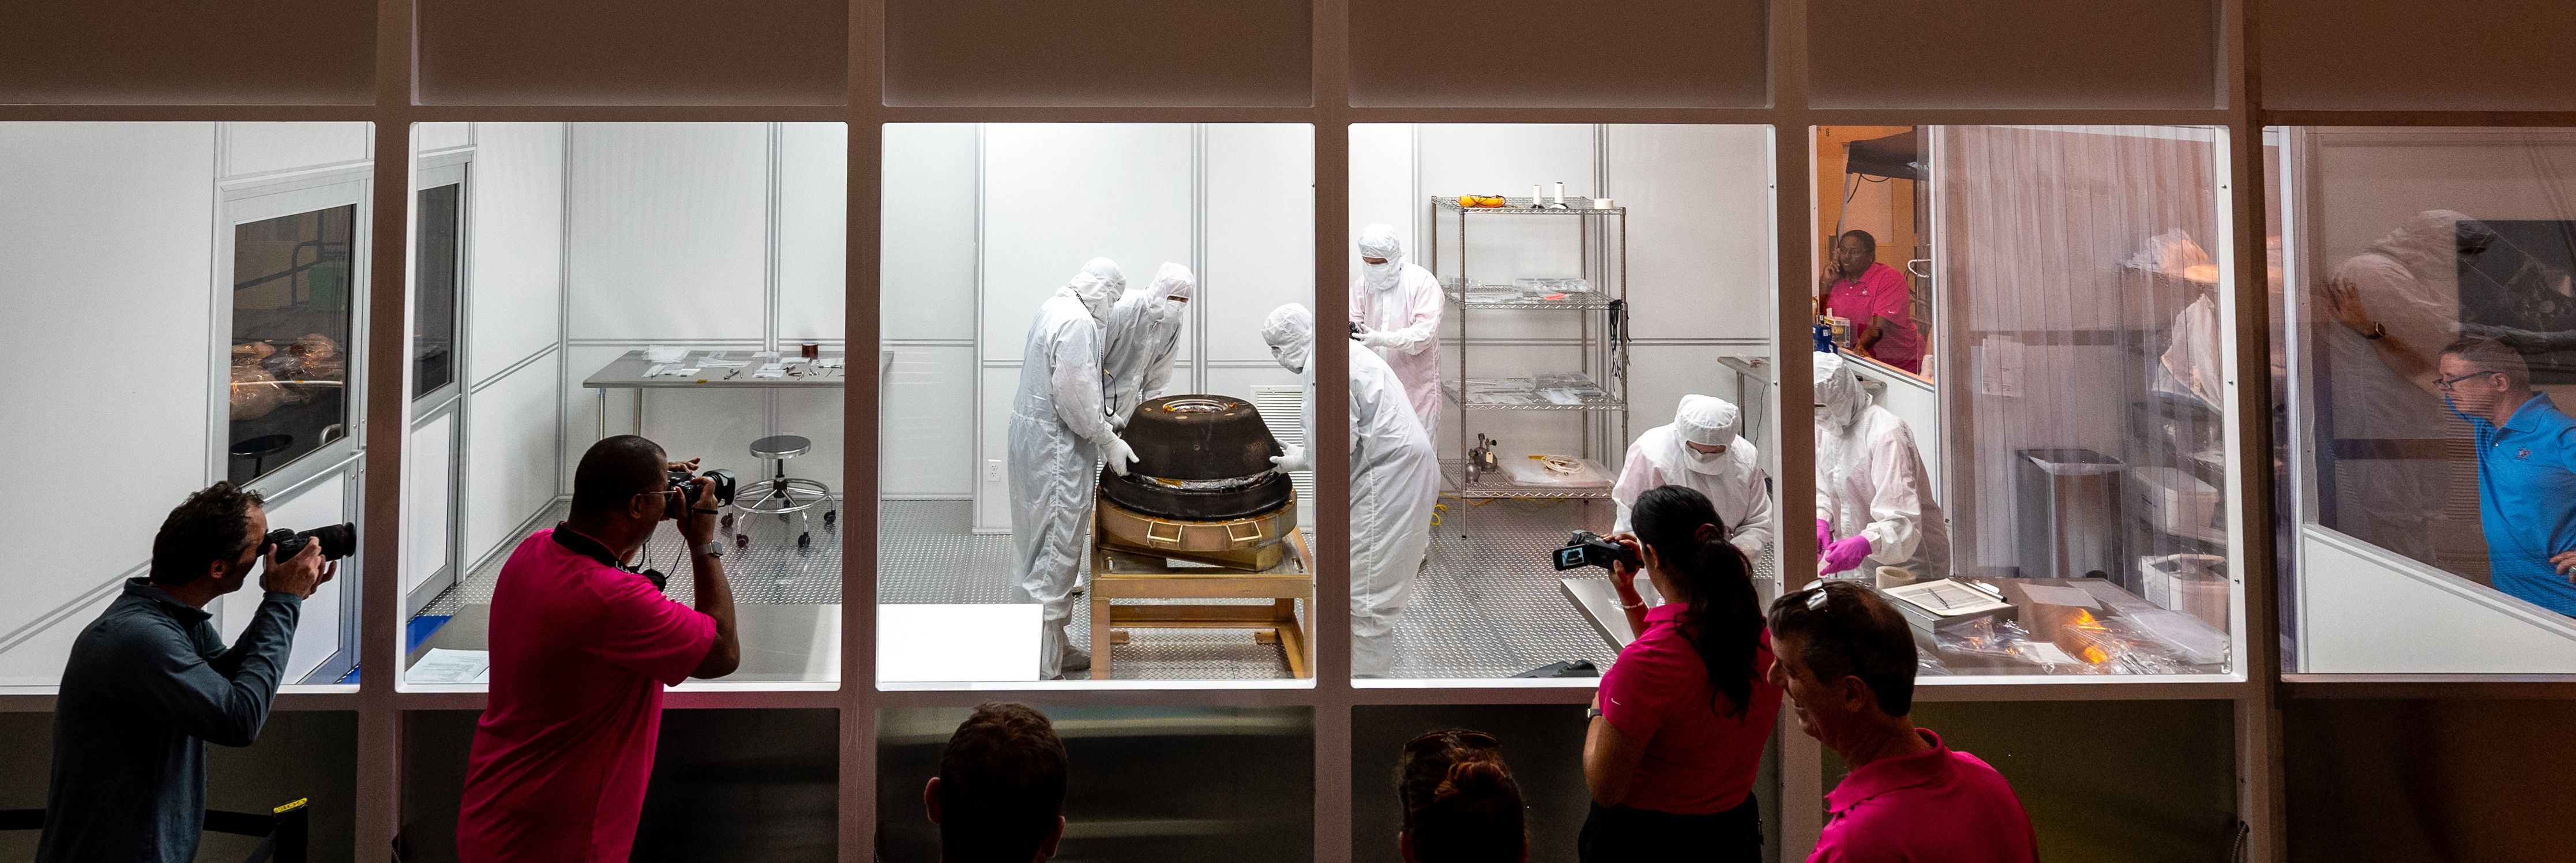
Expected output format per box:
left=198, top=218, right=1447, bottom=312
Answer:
left=0, top=122, right=217, bottom=646
left=881, top=123, right=979, bottom=343
left=1204, top=124, right=1315, bottom=365
left=219, top=474, right=347, bottom=684
left=466, top=122, right=566, bottom=384
left=224, top=121, right=370, bottom=177
left=975, top=366, right=1019, bottom=531
left=641, top=385, right=774, bottom=482
left=568, top=122, right=770, bottom=340
left=416, top=122, right=471, bottom=152
left=466, top=358, right=562, bottom=568
left=1348, top=123, right=1416, bottom=286
left=561, top=344, right=639, bottom=488
left=883, top=346, right=977, bottom=497
left=2303, top=527, right=2576, bottom=673
left=978, top=123, right=1194, bottom=359
left=1608, top=125, right=1775, bottom=342
left=404, top=411, right=455, bottom=596
left=772, top=389, right=847, bottom=493
left=778, top=122, right=848, bottom=343
left=1413, top=124, right=1591, bottom=286
left=0, top=592, right=112, bottom=686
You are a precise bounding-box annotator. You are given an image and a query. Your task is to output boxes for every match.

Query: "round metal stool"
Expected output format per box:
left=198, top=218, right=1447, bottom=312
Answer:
left=733, top=434, right=836, bottom=550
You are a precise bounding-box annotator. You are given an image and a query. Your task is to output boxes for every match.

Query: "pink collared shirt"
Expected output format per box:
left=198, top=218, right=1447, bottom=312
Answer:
left=1811, top=729, right=2038, bottom=863
left=456, top=530, right=718, bottom=863
left=1598, top=604, right=1783, bottom=815
left=1824, top=262, right=1923, bottom=373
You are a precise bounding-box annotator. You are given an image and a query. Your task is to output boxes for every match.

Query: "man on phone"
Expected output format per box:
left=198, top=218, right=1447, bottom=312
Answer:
left=1818, top=230, right=1924, bottom=374
left=40, top=482, right=335, bottom=863
left=456, top=435, right=742, bottom=862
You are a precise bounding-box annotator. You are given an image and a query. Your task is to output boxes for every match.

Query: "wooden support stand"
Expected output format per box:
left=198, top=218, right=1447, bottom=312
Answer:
left=1088, top=530, right=1315, bottom=680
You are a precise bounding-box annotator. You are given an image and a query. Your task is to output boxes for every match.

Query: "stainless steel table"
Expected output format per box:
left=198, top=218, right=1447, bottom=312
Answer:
left=583, top=349, right=847, bottom=439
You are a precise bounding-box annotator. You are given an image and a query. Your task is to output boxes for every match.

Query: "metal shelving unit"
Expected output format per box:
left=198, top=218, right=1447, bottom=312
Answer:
left=1427, top=196, right=1629, bottom=500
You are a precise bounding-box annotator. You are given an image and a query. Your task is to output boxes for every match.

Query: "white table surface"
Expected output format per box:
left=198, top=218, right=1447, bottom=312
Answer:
left=877, top=603, right=1044, bottom=682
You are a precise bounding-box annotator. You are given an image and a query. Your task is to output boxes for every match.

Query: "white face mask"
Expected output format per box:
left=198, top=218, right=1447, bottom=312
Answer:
left=1686, top=444, right=1728, bottom=467
left=1271, top=341, right=1310, bottom=374
left=1152, top=298, right=1187, bottom=326
left=1363, top=260, right=1402, bottom=292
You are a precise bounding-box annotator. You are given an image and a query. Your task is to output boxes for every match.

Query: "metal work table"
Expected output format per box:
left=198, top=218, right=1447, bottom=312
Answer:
left=582, top=349, right=847, bottom=438
left=406, top=602, right=841, bottom=683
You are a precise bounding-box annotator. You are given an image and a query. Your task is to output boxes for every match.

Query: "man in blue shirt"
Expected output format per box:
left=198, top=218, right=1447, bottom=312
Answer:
left=2435, top=339, right=2576, bottom=614
left=39, top=482, right=335, bottom=863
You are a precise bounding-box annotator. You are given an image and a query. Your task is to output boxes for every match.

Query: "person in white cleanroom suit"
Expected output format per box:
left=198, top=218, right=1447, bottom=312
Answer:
left=1263, top=303, right=1440, bottom=678
left=1813, top=351, right=1950, bottom=581
left=1009, top=257, right=1140, bottom=678
left=1611, top=395, right=1774, bottom=560
left=1349, top=224, right=1445, bottom=441
left=1101, top=262, right=1197, bottom=428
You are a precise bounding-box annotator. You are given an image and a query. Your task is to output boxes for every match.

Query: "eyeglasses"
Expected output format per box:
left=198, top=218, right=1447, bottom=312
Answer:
left=2436, top=370, right=2502, bottom=392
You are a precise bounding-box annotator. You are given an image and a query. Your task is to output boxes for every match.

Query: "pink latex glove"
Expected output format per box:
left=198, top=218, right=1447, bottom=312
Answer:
left=1819, top=535, right=1872, bottom=575
left=1816, top=518, right=1832, bottom=551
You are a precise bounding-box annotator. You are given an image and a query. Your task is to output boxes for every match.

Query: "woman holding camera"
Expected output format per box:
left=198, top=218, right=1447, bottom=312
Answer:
left=1580, top=485, right=1781, bottom=862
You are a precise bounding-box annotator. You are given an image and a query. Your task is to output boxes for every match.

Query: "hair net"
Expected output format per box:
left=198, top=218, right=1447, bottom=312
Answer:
left=1814, top=351, right=1870, bottom=432
left=1358, top=224, right=1406, bottom=293
left=1148, top=262, right=1196, bottom=325
left=2365, top=210, right=2487, bottom=281
left=1263, top=303, right=1316, bottom=372
left=1674, top=395, right=1743, bottom=446
left=1068, top=257, right=1126, bottom=320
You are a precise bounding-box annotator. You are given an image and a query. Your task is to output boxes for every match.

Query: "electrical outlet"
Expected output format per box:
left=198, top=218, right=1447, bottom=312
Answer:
left=986, top=459, right=1002, bottom=482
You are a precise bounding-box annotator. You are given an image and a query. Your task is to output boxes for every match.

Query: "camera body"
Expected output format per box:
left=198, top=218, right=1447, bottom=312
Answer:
left=263, top=523, right=357, bottom=562
left=1553, top=531, right=1640, bottom=572
left=664, top=467, right=738, bottom=520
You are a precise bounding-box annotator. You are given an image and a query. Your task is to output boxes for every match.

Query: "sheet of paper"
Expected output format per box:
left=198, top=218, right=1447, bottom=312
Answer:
left=2022, top=584, right=2102, bottom=609
left=699, top=359, right=749, bottom=368
left=781, top=357, right=809, bottom=365
left=675, top=367, right=700, bottom=377
left=409, top=648, right=490, bottom=684
left=754, top=363, right=786, bottom=378
left=644, top=363, right=670, bottom=377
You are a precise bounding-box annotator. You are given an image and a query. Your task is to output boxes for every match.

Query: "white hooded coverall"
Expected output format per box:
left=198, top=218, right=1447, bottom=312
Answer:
left=1813, top=352, right=1951, bottom=581
left=1349, top=224, right=1445, bottom=442
left=1264, top=303, right=1441, bottom=678
left=1102, top=262, right=1196, bottom=426
left=2322, top=210, right=2483, bottom=568
left=1009, top=258, right=1128, bottom=678
left=1610, top=395, right=1775, bottom=561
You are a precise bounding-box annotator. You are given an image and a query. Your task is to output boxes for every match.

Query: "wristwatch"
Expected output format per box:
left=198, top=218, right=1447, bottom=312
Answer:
left=1586, top=706, right=1605, bottom=719
left=693, top=541, right=726, bottom=560
left=2362, top=322, right=2387, bottom=340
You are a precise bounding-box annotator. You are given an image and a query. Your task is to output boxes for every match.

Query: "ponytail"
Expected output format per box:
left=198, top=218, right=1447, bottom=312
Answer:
left=1629, top=485, right=1765, bottom=717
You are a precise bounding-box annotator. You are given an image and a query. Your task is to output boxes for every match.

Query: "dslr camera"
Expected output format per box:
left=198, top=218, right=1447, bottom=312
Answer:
left=665, top=467, right=738, bottom=519
left=263, top=523, right=358, bottom=562
left=1553, top=531, right=1640, bottom=572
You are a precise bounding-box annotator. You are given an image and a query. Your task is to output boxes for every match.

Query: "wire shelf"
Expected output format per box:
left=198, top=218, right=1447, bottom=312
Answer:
left=1441, top=462, right=1614, bottom=500
left=1443, top=376, right=1626, bottom=412
left=1435, top=197, right=1625, bottom=215
left=1443, top=285, right=1620, bottom=310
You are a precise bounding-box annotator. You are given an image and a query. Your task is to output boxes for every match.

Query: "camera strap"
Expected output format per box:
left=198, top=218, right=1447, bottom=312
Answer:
left=551, top=523, right=669, bottom=591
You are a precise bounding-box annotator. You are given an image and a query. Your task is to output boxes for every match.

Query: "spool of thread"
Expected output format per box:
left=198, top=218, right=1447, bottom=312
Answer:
left=1529, top=185, right=1540, bottom=207
left=801, top=342, right=820, bottom=359
left=1552, top=182, right=1565, bottom=204
left=1593, top=197, right=1614, bottom=209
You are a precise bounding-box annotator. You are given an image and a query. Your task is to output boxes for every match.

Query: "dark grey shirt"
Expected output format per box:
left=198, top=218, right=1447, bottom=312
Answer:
left=37, top=578, right=301, bottom=863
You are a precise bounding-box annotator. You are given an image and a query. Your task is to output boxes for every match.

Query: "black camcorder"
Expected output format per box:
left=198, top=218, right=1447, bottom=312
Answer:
left=1553, top=531, right=1640, bottom=572
left=263, top=523, right=357, bottom=562
left=665, top=467, right=738, bottom=519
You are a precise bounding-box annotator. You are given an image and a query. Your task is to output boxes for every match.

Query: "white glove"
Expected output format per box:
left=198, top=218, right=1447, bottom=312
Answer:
left=1109, top=411, right=1130, bottom=432
left=1103, top=437, right=1139, bottom=476
left=1270, top=444, right=1310, bottom=474
left=1359, top=331, right=1400, bottom=349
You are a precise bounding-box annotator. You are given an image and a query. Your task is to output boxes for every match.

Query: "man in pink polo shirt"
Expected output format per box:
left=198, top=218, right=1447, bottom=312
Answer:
left=1767, top=581, right=2037, bottom=863
left=456, top=435, right=742, bottom=863
left=1818, top=230, right=1924, bottom=374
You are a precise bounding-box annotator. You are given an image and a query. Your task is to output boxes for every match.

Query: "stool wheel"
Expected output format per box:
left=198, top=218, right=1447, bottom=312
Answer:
left=823, top=510, right=836, bottom=526
left=797, top=531, right=812, bottom=549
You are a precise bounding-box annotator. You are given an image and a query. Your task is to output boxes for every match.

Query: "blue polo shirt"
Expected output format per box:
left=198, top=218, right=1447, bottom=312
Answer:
left=2456, top=393, right=2576, bottom=616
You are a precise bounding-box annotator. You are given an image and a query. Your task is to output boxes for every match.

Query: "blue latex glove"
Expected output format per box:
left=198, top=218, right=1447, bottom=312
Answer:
left=1819, top=535, right=1872, bottom=575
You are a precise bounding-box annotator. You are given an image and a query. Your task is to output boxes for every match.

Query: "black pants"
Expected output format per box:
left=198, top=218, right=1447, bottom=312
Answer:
left=1577, top=794, right=1762, bottom=863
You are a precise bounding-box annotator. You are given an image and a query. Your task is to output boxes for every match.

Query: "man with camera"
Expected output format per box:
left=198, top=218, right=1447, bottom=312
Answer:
left=40, top=481, right=336, bottom=863
left=456, top=435, right=742, bottom=863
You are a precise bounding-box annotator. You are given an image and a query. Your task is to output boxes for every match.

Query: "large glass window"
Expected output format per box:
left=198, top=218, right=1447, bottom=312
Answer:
left=2273, top=127, right=2576, bottom=674
left=1347, top=123, right=1783, bottom=682
left=876, top=123, right=1317, bottom=686
left=399, top=122, right=848, bottom=689
left=1809, top=125, right=2243, bottom=678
